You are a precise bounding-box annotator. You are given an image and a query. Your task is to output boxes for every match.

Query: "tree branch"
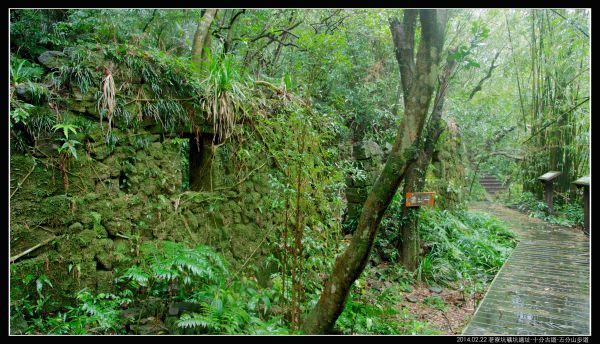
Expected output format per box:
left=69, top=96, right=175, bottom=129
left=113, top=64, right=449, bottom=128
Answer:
left=550, top=9, right=589, bottom=38
left=468, top=48, right=503, bottom=101
left=142, top=9, right=157, bottom=33
left=11, top=236, right=58, bottom=263
left=487, top=150, right=525, bottom=161
left=522, top=97, right=589, bottom=144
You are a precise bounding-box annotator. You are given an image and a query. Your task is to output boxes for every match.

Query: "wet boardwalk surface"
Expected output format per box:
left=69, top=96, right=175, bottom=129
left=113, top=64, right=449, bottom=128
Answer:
left=463, top=202, right=590, bottom=335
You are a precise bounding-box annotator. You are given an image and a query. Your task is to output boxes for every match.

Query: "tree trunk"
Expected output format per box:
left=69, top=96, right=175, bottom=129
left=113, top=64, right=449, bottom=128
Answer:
left=301, top=9, right=447, bottom=334
left=224, top=10, right=245, bottom=53
left=189, top=134, right=214, bottom=191
left=397, top=55, right=456, bottom=270
left=191, top=9, right=218, bottom=69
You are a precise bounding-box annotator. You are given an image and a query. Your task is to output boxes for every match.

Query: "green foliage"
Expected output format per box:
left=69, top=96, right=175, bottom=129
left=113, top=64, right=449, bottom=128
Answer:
left=27, top=81, right=51, bottom=104
left=9, top=8, right=590, bottom=335
left=52, top=123, right=78, bottom=140
left=120, top=265, right=150, bottom=288
left=11, top=56, right=45, bottom=84
left=238, top=85, right=346, bottom=319
left=11, top=270, right=130, bottom=335
left=35, top=274, right=53, bottom=297
left=423, top=296, right=447, bottom=311
left=117, top=241, right=289, bottom=334
left=175, top=276, right=288, bottom=334
left=10, top=55, right=48, bottom=132
left=418, top=208, right=517, bottom=288
left=73, top=289, right=130, bottom=333
left=170, top=137, right=190, bottom=190
left=10, top=103, right=34, bottom=128
left=58, top=50, right=97, bottom=94
left=11, top=288, right=131, bottom=335
left=52, top=123, right=80, bottom=159
left=119, top=241, right=228, bottom=294
left=336, top=297, right=402, bottom=334
left=177, top=287, right=250, bottom=333
left=201, top=52, right=246, bottom=141
left=10, top=10, right=74, bottom=57
left=336, top=289, right=440, bottom=335
left=508, top=191, right=584, bottom=227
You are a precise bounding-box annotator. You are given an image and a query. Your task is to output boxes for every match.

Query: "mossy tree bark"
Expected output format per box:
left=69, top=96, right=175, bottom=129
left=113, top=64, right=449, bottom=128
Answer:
left=301, top=9, right=447, bottom=334
left=191, top=9, right=218, bottom=69
left=398, top=56, right=457, bottom=271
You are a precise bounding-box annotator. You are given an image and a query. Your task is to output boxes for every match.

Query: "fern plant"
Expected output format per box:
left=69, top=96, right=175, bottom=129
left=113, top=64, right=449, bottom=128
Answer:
left=50, top=123, right=81, bottom=192
left=144, top=241, right=228, bottom=287
left=74, top=289, right=129, bottom=333
left=118, top=241, right=228, bottom=298
left=176, top=299, right=250, bottom=334
left=176, top=280, right=265, bottom=334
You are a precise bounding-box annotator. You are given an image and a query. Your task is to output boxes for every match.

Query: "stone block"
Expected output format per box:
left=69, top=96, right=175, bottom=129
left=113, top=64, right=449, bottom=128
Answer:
left=353, top=140, right=383, bottom=160
left=38, top=50, right=66, bottom=69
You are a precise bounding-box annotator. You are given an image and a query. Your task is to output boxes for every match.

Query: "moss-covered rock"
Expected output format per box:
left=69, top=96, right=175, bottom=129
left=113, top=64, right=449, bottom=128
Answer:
left=38, top=50, right=67, bottom=69
left=105, top=219, right=131, bottom=237
left=68, top=222, right=83, bottom=233
left=94, top=239, right=115, bottom=270
left=77, top=229, right=97, bottom=247
left=95, top=270, right=114, bottom=291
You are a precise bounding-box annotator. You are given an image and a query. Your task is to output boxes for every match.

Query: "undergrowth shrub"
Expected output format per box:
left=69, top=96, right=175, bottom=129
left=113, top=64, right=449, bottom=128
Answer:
left=336, top=289, right=440, bottom=335
left=508, top=191, right=584, bottom=227
left=417, top=208, right=517, bottom=289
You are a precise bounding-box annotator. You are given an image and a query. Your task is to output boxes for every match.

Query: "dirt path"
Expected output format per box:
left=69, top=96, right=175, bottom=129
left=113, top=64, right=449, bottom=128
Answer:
left=463, top=202, right=590, bottom=335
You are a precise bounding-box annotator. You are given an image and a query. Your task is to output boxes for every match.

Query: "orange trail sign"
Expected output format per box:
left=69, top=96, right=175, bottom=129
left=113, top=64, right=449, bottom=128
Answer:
left=405, top=192, right=435, bottom=207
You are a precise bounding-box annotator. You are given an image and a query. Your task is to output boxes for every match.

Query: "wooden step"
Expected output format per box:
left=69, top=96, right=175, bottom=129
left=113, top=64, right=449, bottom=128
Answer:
left=479, top=174, right=507, bottom=195
left=481, top=183, right=505, bottom=188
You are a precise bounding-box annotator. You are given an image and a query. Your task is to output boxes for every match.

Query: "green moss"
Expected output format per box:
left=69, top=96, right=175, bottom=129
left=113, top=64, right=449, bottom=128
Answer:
left=105, top=219, right=131, bottom=237
left=95, top=270, right=114, bottom=291
left=10, top=252, right=97, bottom=311
left=94, top=239, right=115, bottom=270
left=91, top=142, right=111, bottom=160
left=37, top=195, right=74, bottom=227
left=77, top=229, right=97, bottom=247
left=68, top=222, right=83, bottom=233
left=11, top=155, right=60, bottom=203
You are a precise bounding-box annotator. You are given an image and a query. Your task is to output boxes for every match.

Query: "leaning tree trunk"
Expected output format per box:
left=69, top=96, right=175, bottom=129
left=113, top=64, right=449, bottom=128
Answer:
left=301, top=9, right=447, bottom=334
left=398, top=55, right=457, bottom=271
left=191, top=9, right=218, bottom=69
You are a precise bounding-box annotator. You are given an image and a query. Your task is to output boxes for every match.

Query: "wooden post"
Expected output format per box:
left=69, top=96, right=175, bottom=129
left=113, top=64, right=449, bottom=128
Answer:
left=538, top=171, right=561, bottom=215
left=573, top=176, right=590, bottom=235
left=544, top=181, right=554, bottom=214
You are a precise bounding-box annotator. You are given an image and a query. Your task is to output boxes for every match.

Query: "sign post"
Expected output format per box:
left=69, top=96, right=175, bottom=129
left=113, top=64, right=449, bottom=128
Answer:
left=572, top=176, right=590, bottom=235
left=538, top=171, right=561, bottom=214
left=405, top=192, right=435, bottom=208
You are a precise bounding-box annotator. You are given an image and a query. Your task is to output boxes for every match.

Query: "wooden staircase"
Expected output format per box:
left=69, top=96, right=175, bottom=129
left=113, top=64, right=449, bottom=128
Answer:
left=479, top=173, right=506, bottom=195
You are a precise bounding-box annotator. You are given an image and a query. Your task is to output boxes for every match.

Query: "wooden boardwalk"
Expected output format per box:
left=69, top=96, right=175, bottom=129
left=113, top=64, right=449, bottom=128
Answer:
left=463, top=202, right=590, bottom=336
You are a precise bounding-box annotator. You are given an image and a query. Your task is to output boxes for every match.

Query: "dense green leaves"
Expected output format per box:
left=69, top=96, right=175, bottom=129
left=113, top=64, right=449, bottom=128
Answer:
left=418, top=208, right=517, bottom=287
left=9, top=8, right=589, bottom=335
